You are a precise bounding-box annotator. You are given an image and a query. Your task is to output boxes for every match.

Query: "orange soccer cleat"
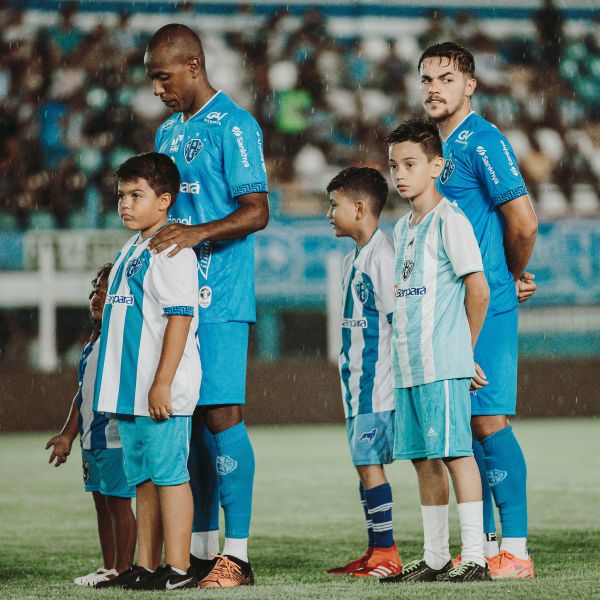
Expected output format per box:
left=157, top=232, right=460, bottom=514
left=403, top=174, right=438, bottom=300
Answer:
left=326, top=548, right=373, bottom=574
left=487, top=550, right=535, bottom=580
left=351, top=544, right=402, bottom=578
left=197, top=554, right=255, bottom=589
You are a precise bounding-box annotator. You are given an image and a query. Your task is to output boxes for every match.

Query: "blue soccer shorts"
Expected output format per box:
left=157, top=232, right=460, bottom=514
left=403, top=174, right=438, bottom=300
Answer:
left=116, top=416, right=192, bottom=487
left=472, top=307, right=518, bottom=416
left=394, top=378, right=473, bottom=460
left=346, top=410, right=395, bottom=466
left=81, top=447, right=135, bottom=498
left=197, top=322, right=249, bottom=406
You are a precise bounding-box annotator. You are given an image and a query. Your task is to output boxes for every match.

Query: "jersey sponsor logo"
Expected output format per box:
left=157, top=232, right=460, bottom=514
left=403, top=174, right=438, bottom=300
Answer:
left=216, top=455, right=238, bottom=475
left=199, top=285, right=212, bottom=309
left=169, top=215, right=192, bottom=225
left=402, top=259, right=414, bottom=281
left=82, top=457, right=90, bottom=483
left=232, top=126, right=250, bottom=167
left=500, top=139, right=520, bottom=176
left=354, top=281, right=369, bottom=304
left=359, top=428, right=377, bottom=444
left=169, top=133, right=184, bottom=153
left=394, top=285, right=427, bottom=298
left=126, top=258, right=142, bottom=279
left=341, top=318, right=368, bottom=328
left=179, top=181, right=200, bottom=194
left=256, top=131, right=267, bottom=173
left=204, top=111, right=228, bottom=124
left=456, top=129, right=474, bottom=144
left=161, top=118, right=175, bottom=131
left=106, top=294, right=134, bottom=306
left=475, top=146, right=499, bottom=185
left=487, top=469, right=508, bottom=487
left=196, top=241, right=211, bottom=279
left=440, top=158, right=455, bottom=184
left=184, top=138, right=204, bottom=163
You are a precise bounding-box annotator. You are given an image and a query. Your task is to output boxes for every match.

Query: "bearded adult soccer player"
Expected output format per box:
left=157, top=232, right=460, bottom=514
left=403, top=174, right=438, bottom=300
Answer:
left=144, top=24, right=269, bottom=589
left=418, top=42, right=537, bottom=579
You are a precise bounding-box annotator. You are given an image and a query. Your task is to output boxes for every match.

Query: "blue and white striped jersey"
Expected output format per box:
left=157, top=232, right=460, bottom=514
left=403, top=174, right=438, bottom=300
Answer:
left=77, top=338, right=120, bottom=450
left=94, top=235, right=201, bottom=417
left=339, top=229, right=395, bottom=418
left=392, top=198, right=483, bottom=388
left=155, top=91, right=268, bottom=324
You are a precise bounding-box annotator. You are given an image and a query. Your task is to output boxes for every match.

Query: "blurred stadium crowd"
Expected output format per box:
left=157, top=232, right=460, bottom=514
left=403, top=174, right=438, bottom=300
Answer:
left=1, top=1, right=600, bottom=231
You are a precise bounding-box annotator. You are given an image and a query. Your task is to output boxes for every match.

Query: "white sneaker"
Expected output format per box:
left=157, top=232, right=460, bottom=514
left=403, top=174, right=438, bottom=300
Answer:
left=85, top=569, right=118, bottom=587
left=74, top=568, right=109, bottom=586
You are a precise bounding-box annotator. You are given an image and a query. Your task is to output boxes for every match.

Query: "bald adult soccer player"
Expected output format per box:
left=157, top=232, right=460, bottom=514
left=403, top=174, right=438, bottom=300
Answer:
left=145, top=24, right=269, bottom=589
left=418, top=42, right=537, bottom=579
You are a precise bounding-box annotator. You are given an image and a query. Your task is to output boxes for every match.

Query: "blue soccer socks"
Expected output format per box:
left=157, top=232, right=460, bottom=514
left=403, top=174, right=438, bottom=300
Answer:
left=480, top=425, right=528, bottom=538
left=472, top=438, right=497, bottom=536
left=359, top=483, right=375, bottom=548
left=214, top=421, right=255, bottom=540
left=365, top=483, right=394, bottom=548
left=188, top=422, right=220, bottom=536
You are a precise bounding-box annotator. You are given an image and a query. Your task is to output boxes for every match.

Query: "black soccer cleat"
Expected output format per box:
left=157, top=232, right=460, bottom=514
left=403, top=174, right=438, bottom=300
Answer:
left=94, top=564, right=154, bottom=589
left=436, top=560, right=492, bottom=582
left=189, top=554, right=218, bottom=580
left=380, top=558, right=453, bottom=583
left=126, top=564, right=197, bottom=591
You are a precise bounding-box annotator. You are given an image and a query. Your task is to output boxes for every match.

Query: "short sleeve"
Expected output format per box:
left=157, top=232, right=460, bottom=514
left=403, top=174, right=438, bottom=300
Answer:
left=147, top=247, right=199, bottom=317
left=222, top=112, right=268, bottom=198
left=469, top=131, right=528, bottom=207
left=372, top=247, right=396, bottom=317
left=442, top=212, right=484, bottom=278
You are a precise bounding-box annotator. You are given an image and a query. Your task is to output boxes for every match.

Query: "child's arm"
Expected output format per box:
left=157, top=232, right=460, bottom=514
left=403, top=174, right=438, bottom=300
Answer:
left=148, top=314, right=193, bottom=421
left=463, top=271, right=490, bottom=390
left=46, top=392, right=80, bottom=467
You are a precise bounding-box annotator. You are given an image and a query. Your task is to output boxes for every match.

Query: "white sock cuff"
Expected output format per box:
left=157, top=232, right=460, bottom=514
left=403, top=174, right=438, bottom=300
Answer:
left=191, top=530, right=220, bottom=560
left=223, top=537, right=248, bottom=563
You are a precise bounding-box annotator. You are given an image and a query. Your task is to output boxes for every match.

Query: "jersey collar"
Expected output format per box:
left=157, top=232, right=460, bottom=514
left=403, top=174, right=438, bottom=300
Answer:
left=181, top=90, right=223, bottom=123
left=442, top=110, right=476, bottom=142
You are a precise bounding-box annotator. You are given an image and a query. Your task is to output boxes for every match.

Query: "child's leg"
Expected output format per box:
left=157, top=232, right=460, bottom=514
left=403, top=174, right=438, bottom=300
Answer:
left=412, top=458, right=451, bottom=570
left=359, top=482, right=375, bottom=549
left=136, top=480, right=163, bottom=570
left=444, top=456, right=485, bottom=567
left=92, top=492, right=116, bottom=570
left=356, top=465, right=394, bottom=549
left=159, top=482, right=194, bottom=572
left=105, top=496, right=136, bottom=572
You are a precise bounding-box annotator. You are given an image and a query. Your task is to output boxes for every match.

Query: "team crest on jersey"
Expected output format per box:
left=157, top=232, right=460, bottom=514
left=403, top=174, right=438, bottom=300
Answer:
left=216, top=455, right=238, bottom=475
left=359, top=428, right=377, bottom=444
left=199, top=286, right=212, bottom=309
left=440, top=159, right=455, bottom=184
left=402, top=259, right=414, bottom=281
left=184, top=138, right=204, bottom=163
left=82, top=457, right=90, bottom=483
left=354, top=281, right=369, bottom=304
left=487, top=469, right=508, bottom=487
left=126, top=258, right=142, bottom=279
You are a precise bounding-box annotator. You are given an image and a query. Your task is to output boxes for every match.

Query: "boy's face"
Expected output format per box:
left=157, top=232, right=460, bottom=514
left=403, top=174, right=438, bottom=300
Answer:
left=89, top=273, right=108, bottom=323
left=327, top=189, right=358, bottom=237
left=388, top=141, right=444, bottom=200
left=420, top=57, right=476, bottom=122
left=117, top=177, right=170, bottom=232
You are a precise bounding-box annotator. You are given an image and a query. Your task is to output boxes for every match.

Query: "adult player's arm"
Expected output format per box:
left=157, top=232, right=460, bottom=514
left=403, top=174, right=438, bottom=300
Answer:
left=149, top=315, right=193, bottom=421
left=46, top=391, right=80, bottom=466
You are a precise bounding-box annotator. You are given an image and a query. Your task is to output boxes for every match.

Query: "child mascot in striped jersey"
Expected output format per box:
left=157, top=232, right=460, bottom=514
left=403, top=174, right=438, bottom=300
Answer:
left=46, top=263, right=136, bottom=587
left=93, top=152, right=201, bottom=591
left=380, top=118, right=491, bottom=584
left=325, top=167, right=403, bottom=578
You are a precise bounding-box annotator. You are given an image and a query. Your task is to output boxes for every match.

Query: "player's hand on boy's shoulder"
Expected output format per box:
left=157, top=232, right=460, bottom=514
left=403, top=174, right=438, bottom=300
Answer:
left=148, top=223, right=205, bottom=258
left=471, top=362, right=489, bottom=391
left=45, top=434, right=73, bottom=467
left=516, top=271, right=537, bottom=303
left=148, top=382, right=174, bottom=421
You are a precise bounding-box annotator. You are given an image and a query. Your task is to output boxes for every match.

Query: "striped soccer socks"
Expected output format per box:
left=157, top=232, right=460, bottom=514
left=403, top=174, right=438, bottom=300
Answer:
left=359, top=483, right=375, bottom=548
left=365, top=483, right=394, bottom=548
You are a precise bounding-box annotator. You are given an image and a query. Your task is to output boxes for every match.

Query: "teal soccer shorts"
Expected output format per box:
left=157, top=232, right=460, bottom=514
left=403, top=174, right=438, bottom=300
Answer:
left=346, top=410, right=395, bottom=466
left=116, top=416, right=192, bottom=487
left=81, top=447, right=135, bottom=498
left=394, top=378, right=473, bottom=460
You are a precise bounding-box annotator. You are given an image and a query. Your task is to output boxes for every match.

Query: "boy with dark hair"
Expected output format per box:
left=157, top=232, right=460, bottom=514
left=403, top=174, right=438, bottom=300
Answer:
left=418, top=41, right=538, bottom=578
left=325, top=167, right=402, bottom=579
left=94, top=152, right=201, bottom=591
left=381, top=119, right=491, bottom=583
left=46, top=263, right=136, bottom=588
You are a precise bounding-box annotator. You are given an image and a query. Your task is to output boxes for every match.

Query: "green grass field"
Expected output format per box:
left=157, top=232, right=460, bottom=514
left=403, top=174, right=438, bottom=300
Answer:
left=1, top=419, right=599, bottom=599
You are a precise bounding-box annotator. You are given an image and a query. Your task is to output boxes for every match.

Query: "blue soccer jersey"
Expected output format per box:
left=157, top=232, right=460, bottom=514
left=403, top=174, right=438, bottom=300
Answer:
left=437, top=111, right=527, bottom=316
left=392, top=199, right=484, bottom=388
left=76, top=338, right=120, bottom=450
left=339, top=229, right=395, bottom=418
left=155, top=91, right=268, bottom=324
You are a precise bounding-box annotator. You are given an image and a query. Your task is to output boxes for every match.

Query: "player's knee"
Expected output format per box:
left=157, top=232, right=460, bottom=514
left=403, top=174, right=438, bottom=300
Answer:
left=355, top=464, right=386, bottom=489
left=105, top=495, right=133, bottom=513
left=471, top=415, right=509, bottom=440
left=203, top=405, right=243, bottom=434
